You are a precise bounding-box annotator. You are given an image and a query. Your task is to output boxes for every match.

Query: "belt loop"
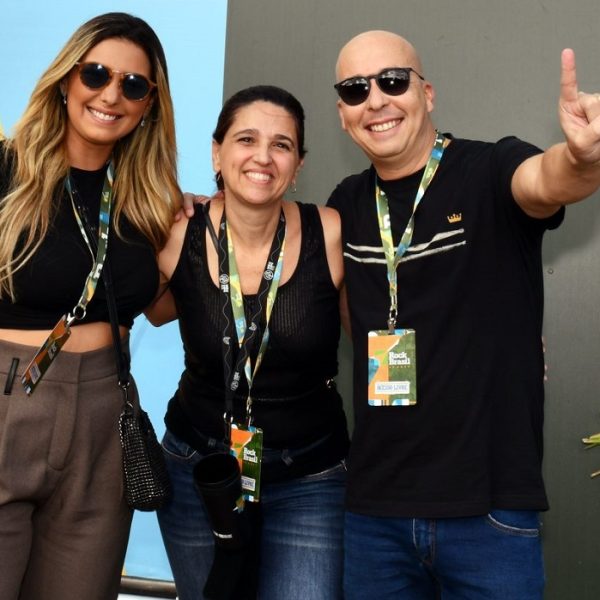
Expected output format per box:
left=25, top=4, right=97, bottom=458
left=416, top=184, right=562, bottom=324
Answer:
left=4, top=357, right=20, bottom=395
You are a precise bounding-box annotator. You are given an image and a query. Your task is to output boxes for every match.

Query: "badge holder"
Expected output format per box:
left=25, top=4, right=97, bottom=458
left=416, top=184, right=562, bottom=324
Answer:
left=230, top=420, right=264, bottom=502
left=368, top=327, right=417, bottom=406
left=21, top=313, right=74, bottom=395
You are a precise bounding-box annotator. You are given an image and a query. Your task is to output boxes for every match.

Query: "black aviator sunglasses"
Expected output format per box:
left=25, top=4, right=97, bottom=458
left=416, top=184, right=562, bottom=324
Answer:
left=334, top=67, right=424, bottom=106
left=74, top=62, right=157, bottom=102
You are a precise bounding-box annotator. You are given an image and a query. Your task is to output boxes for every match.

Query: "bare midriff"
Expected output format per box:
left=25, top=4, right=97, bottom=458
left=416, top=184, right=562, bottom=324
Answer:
left=0, top=321, right=129, bottom=352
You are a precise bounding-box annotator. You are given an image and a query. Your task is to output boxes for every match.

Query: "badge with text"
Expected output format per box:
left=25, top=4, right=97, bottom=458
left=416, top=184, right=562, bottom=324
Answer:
left=367, top=328, right=417, bottom=406
left=230, top=424, right=263, bottom=502
left=21, top=315, right=72, bottom=395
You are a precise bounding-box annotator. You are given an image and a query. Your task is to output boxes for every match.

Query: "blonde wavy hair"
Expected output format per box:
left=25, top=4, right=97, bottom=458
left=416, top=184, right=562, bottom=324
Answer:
left=0, top=12, right=181, bottom=299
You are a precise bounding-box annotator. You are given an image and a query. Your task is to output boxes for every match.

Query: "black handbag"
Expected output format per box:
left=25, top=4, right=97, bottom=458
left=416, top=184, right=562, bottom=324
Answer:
left=118, top=395, right=172, bottom=511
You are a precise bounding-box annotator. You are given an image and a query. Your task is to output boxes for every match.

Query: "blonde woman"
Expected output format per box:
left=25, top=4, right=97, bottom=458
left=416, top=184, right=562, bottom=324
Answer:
left=0, top=12, right=179, bottom=600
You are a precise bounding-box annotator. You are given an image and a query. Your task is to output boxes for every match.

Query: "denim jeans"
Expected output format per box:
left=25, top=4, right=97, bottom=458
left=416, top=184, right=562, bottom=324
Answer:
left=157, top=429, right=345, bottom=600
left=344, top=510, right=544, bottom=600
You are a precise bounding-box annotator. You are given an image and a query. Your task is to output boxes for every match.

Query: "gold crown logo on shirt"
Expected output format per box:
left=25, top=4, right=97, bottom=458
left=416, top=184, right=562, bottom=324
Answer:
left=447, top=213, right=462, bottom=223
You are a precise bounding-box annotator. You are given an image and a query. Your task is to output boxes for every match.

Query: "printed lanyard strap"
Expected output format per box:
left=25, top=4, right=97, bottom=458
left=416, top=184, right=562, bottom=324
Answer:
left=217, top=209, right=286, bottom=437
left=65, top=161, right=114, bottom=323
left=375, top=131, right=448, bottom=331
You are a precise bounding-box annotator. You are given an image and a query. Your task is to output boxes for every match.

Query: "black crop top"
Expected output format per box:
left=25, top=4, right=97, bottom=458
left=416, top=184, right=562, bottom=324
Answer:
left=0, top=145, right=159, bottom=329
left=166, top=202, right=348, bottom=452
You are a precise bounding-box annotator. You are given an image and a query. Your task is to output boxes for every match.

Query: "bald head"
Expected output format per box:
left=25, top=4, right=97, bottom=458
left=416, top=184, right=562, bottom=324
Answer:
left=334, top=30, right=436, bottom=180
left=336, top=31, right=423, bottom=81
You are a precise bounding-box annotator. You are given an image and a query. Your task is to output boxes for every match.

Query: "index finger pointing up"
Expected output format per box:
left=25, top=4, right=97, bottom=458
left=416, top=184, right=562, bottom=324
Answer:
left=560, top=48, right=579, bottom=103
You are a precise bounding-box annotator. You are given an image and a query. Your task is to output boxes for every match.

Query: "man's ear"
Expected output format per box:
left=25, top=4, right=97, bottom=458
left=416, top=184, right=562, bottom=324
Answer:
left=337, top=100, right=348, bottom=131
left=423, top=82, right=435, bottom=114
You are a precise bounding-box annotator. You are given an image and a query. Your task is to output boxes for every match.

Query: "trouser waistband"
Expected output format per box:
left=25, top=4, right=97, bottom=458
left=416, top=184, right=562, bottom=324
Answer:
left=0, top=337, right=126, bottom=386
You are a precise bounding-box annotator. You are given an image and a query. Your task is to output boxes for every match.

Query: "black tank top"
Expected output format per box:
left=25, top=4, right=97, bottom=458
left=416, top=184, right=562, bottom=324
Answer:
left=166, top=201, right=348, bottom=455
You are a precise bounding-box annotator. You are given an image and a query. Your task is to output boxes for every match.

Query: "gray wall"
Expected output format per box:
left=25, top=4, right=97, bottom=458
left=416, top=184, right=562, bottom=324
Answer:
left=223, top=1, right=600, bottom=597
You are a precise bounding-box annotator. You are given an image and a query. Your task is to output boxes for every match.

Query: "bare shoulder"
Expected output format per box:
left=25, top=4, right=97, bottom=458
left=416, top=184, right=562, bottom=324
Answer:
left=316, top=204, right=341, bottom=241
left=315, top=204, right=343, bottom=288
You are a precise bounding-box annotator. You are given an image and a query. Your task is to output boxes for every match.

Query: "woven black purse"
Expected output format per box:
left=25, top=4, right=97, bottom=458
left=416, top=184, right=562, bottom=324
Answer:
left=118, top=399, right=172, bottom=511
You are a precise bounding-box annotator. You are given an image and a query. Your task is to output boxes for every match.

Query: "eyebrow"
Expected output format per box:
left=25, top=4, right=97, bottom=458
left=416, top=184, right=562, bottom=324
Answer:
left=233, top=128, right=296, bottom=147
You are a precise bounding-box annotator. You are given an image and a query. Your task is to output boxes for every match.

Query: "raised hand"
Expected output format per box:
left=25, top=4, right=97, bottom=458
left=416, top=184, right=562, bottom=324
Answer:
left=559, top=48, right=600, bottom=165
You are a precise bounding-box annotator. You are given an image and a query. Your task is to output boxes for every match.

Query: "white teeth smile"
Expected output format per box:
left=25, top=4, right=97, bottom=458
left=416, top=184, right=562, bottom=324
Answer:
left=369, top=120, right=399, bottom=132
left=246, top=171, right=271, bottom=182
left=89, top=108, right=119, bottom=121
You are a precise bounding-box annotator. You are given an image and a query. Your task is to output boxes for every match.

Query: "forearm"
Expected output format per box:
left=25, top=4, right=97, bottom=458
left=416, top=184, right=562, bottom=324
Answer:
left=539, top=142, right=600, bottom=203
left=144, top=282, right=178, bottom=326
left=513, top=142, right=600, bottom=217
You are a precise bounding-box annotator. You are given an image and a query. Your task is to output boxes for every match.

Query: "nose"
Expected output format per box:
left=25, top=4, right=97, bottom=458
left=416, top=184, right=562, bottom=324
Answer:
left=254, top=142, right=273, bottom=165
left=365, top=77, right=389, bottom=111
left=99, top=76, right=121, bottom=105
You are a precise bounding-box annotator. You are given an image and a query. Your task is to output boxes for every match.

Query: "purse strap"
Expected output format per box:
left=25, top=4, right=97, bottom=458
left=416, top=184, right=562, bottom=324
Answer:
left=102, top=258, right=131, bottom=394
left=71, top=192, right=131, bottom=407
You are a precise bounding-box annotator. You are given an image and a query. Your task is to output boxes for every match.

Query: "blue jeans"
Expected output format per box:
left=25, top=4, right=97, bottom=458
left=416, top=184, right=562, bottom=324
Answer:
left=344, top=510, right=544, bottom=600
left=157, top=429, right=345, bottom=600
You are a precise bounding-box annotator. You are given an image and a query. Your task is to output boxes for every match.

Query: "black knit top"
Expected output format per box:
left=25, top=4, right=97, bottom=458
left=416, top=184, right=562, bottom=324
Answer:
left=165, top=202, right=349, bottom=471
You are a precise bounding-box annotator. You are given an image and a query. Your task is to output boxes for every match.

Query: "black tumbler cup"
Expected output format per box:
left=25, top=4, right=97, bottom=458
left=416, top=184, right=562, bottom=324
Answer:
left=193, top=452, right=245, bottom=550
left=193, top=452, right=261, bottom=600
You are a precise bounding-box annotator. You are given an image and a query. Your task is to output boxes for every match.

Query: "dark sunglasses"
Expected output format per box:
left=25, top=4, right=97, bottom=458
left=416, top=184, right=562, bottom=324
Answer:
left=334, top=67, right=424, bottom=106
left=74, top=62, right=157, bottom=101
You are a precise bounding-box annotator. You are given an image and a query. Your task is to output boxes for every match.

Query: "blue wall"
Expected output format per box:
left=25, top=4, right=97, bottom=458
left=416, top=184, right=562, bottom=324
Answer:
left=0, top=0, right=228, bottom=580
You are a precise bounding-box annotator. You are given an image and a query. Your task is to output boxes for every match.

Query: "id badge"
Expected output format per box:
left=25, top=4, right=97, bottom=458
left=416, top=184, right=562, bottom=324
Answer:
left=367, top=328, right=417, bottom=406
left=230, top=423, right=263, bottom=502
left=21, top=315, right=72, bottom=395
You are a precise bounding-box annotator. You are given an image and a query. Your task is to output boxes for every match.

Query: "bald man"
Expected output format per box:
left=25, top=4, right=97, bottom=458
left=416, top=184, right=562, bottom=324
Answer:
left=328, top=30, right=600, bottom=599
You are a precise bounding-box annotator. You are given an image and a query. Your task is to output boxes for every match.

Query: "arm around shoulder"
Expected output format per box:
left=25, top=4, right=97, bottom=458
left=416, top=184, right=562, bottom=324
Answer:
left=144, top=215, right=189, bottom=326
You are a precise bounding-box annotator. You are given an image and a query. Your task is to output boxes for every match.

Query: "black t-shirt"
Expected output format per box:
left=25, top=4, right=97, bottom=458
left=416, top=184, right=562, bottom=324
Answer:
left=0, top=144, right=158, bottom=328
left=165, top=202, right=349, bottom=468
left=328, top=136, right=563, bottom=518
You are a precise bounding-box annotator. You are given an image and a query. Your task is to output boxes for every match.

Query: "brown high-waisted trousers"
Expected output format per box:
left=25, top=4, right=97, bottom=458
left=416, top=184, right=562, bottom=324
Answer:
left=0, top=338, right=134, bottom=600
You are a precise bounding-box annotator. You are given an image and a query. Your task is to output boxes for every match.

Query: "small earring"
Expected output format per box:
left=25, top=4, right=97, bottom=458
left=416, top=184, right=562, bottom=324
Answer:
left=62, top=94, right=67, bottom=105
left=140, top=118, right=146, bottom=128
left=216, top=172, right=223, bottom=184
left=290, top=180, right=297, bottom=194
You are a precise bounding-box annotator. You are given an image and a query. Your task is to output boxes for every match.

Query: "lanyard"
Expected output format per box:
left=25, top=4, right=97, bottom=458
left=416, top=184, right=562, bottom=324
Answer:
left=65, top=161, right=114, bottom=322
left=375, top=131, right=448, bottom=332
left=217, top=208, right=286, bottom=437
left=21, top=162, right=114, bottom=395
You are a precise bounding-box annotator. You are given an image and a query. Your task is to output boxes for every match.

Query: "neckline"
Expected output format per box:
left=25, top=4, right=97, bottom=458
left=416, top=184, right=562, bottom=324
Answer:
left=203, top=201, right=304, bottom=296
